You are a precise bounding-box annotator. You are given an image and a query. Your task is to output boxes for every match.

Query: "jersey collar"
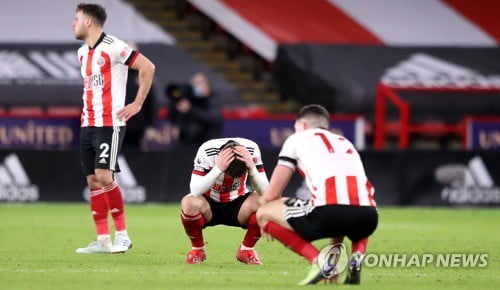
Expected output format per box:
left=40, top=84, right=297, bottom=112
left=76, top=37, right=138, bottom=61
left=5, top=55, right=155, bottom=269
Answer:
left=89, top=32, right=106, bottom=50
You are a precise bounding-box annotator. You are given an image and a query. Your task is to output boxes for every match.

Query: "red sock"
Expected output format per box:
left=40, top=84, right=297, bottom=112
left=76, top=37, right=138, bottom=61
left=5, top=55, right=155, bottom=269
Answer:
left=352, top=238, right=368, bottom=254
left=242, top=213, right=261, bottom=248
left=181, top=211, right=205, bottom=248
left=90, top=188, right=109, bottom=235
left=105, top=181, right=126, bottom=231
left=263, top=221, right=319, bottom=263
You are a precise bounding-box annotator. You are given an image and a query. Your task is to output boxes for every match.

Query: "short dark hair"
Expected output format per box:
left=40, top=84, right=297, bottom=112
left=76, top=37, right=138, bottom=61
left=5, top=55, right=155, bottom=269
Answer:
left=220, top=140, right=247, bottom=178
left=297, top=104, right=330, bottom=129
left=77, top=3, right=107, bottom=26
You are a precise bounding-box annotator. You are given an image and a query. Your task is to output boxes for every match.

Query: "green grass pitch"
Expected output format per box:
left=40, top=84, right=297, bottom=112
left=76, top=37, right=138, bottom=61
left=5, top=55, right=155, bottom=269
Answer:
left=0, top=204, right=498, bottom=289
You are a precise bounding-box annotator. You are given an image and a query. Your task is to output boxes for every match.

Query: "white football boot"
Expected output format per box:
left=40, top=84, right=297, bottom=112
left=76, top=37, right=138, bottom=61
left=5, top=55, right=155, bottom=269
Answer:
left=110, top=234, right=133, bottom=254
left=76, top=236, right=112, bottom=254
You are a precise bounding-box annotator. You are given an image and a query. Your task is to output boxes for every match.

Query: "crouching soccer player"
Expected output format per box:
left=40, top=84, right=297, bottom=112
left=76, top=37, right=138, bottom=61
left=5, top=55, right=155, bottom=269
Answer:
left=180, top=138, right=269, bottom=264
left=256, top=104, right=378, bottom=285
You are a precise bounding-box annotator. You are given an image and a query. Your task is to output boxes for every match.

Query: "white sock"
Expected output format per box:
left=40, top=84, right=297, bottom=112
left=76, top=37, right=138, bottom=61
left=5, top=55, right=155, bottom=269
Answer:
left=191, top=246, right=205, bottom=250
left=240, top=244, right=254, bottom=251
left=115, top=230, right=128, bottom=237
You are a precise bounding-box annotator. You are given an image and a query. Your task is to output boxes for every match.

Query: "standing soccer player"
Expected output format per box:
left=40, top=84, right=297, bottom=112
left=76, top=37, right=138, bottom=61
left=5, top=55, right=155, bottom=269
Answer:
left=72, top=3, right=155, bottom=254
left=256, top=104, right=378, bottom=285
left=180, top=138, right=269, bottom=264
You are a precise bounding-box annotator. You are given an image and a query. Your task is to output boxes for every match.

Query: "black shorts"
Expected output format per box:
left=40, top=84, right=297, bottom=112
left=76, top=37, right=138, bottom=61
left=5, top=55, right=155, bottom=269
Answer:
left=285, top=198, right=378, bottom=242
left=203, top=193, right=252, bottom=228
left=80, top=126, right=126, bottom=176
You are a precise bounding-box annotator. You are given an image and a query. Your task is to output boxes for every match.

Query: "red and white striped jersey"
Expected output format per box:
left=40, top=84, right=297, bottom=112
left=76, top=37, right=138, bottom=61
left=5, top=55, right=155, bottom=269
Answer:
left=278, top=128, right=376, bottom=207
left=191, top=138, right=266, bottom=203
left=77, top=33, right=138, bottom=127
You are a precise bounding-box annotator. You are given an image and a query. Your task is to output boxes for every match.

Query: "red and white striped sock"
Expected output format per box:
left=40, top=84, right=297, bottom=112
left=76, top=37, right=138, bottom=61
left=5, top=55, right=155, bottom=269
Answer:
left=104, top=181, right=127, bottom=232
left=90, top=187, right=110, bottom=235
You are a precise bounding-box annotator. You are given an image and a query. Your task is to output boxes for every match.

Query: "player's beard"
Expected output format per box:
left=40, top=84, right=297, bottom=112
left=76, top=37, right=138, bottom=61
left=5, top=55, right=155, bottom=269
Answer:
left=74, top=27, right=86, bottom=40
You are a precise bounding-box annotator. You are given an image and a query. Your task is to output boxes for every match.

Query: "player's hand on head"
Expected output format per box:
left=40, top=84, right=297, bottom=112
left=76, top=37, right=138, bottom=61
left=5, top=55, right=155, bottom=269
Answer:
left=117, top=102, right=141, bottom=122
left=215, top=147, right=235, bottom=172
left=233, top=146, right=254, bottom=169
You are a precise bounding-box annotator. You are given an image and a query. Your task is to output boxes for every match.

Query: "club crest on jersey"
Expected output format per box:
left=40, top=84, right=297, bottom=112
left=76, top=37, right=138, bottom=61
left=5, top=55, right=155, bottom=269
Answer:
left=96, top=57, right=106, bottom=67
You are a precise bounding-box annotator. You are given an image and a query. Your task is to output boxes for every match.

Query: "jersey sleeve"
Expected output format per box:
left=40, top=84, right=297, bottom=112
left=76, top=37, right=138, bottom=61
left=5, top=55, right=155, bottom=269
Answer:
left=248, top=140, right=265, bottom=173
left=77, top=46, right=85, bottom=65
left=192, top=146, right=211, bottom=175
left=111, top=39, right=139, bottom=66
left=247, top=142, right=269, bottom=195
left=277, top=134, right=298, bottom=170
left=189, top=143, right=222, bottom=196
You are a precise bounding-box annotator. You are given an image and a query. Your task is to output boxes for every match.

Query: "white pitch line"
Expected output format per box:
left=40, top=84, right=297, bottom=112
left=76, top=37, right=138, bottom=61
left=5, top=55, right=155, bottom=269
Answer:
left=0, top=268, right=293, bottom=275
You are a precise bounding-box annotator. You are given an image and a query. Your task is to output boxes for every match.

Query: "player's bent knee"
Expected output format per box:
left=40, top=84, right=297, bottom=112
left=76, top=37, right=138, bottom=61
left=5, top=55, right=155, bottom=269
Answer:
left=240, top=193, right=259, bottom=213
left=181, top=194, right=203, bottom=215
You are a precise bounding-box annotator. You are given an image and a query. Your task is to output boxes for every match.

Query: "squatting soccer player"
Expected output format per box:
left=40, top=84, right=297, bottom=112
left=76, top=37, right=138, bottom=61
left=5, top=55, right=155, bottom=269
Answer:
left=257, top=104, right=378, bottom=285
left=72, top=3, right=155, bottom=254
left=180, top=138, right=269, bottom=264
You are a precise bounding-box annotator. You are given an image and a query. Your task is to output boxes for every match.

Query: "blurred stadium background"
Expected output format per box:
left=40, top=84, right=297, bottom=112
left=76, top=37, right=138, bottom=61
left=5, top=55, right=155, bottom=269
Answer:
left=1, top=0, right=499, bottom=288
left=1, top=0, right=500, bottom=204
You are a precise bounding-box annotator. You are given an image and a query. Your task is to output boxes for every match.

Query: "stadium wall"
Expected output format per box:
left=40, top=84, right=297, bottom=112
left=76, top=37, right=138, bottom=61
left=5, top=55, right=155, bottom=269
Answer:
left=1, top=150, right=499, bottom=206
left=0, top=43, right=242, bottom=109
left=275, top=45, right=500, bottom=121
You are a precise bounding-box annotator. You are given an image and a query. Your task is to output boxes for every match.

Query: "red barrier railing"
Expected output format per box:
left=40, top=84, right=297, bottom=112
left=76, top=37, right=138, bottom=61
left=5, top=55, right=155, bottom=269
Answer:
left=374, top=83, right=500, bottom=150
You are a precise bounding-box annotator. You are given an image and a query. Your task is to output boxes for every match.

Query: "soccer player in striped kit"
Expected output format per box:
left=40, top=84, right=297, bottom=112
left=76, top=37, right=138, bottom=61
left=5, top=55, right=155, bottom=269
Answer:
left=72, top=3, right=155, bottom=254
left=257, top=104, right=378, bottom=285
left=180, top=138, right=269, bottom=265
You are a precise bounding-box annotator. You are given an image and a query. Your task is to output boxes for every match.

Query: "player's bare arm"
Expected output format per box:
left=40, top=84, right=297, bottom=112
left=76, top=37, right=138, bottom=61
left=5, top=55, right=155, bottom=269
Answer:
left=117, top=54, right=155, bottom=121
left=259, top=165, right=294, bottom=205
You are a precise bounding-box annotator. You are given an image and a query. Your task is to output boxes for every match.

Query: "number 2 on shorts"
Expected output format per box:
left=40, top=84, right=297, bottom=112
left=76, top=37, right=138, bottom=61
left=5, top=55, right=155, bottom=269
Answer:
left=99, top=143, right=110, bottom=158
